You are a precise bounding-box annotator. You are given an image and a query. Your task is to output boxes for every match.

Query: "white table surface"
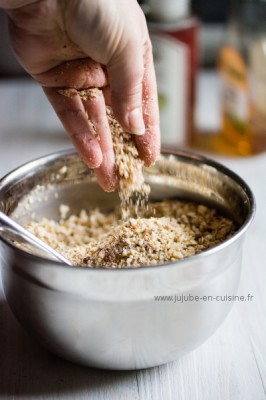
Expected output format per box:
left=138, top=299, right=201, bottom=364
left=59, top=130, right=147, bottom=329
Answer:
left=0, top=74, right=265, bottom=400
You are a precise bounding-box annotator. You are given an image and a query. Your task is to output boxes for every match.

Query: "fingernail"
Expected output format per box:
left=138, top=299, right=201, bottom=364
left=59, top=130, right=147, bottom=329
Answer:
left=128, top=108, right=145, bottom=135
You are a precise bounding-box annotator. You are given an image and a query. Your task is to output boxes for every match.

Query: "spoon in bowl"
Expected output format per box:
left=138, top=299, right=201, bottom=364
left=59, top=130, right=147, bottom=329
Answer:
left=0, top=210, right=73, bottom=266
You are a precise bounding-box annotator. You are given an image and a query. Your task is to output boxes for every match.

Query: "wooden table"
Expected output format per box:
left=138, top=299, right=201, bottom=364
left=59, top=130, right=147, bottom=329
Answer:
left=0, top=76, right=265, bottom=400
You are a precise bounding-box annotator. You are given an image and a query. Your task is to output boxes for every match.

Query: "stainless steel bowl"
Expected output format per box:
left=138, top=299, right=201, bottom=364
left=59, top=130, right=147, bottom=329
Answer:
left=0, top=149, right=255, bottom=370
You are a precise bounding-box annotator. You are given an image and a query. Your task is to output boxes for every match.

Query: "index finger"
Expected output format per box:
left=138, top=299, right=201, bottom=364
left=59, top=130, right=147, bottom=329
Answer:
left=43, top=87, right=103, bottom=168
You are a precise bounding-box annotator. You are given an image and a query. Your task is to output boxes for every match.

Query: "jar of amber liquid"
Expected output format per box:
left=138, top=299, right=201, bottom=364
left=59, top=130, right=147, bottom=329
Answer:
left=217, top=0, right=266, bottom=155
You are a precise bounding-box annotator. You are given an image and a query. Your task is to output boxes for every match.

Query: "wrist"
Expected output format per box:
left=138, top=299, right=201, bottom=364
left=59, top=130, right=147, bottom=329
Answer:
left=0, top=0, right=37, bottom=9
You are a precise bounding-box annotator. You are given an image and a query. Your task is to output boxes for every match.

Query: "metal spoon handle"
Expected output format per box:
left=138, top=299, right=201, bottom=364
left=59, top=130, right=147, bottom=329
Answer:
left=0, top=210, right=73, bottom=266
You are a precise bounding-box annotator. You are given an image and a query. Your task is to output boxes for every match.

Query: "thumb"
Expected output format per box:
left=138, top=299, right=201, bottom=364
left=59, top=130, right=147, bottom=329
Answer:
left=107, top=43, right=146, bottom=136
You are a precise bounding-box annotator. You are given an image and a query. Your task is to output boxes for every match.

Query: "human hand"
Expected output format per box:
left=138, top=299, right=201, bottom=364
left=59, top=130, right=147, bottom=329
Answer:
left=5, top=0, right=161, bottom=191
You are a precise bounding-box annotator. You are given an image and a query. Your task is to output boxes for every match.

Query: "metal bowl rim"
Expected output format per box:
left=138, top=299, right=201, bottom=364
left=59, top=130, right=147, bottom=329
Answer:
left=0, top=148, right=256, bottom=273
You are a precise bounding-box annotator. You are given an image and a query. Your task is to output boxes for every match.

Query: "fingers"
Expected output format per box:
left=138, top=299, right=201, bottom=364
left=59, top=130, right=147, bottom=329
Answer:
left=82, top=89, right=118, bottom=192
left=43, top=87, right=103, bottom=168
left=43, top=86, right=118, bottom=192
left=108, top=43, right=146, bottom=136
left=134, top=43, right=161, bottom=166
left=36, top=59, right=107, bottom=89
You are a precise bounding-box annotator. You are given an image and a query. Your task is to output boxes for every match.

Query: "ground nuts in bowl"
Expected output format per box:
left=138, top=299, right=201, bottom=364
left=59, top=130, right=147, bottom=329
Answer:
left=0, top=149, right=255, bottom=369
left=25, top=199, right=235, bottom=268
